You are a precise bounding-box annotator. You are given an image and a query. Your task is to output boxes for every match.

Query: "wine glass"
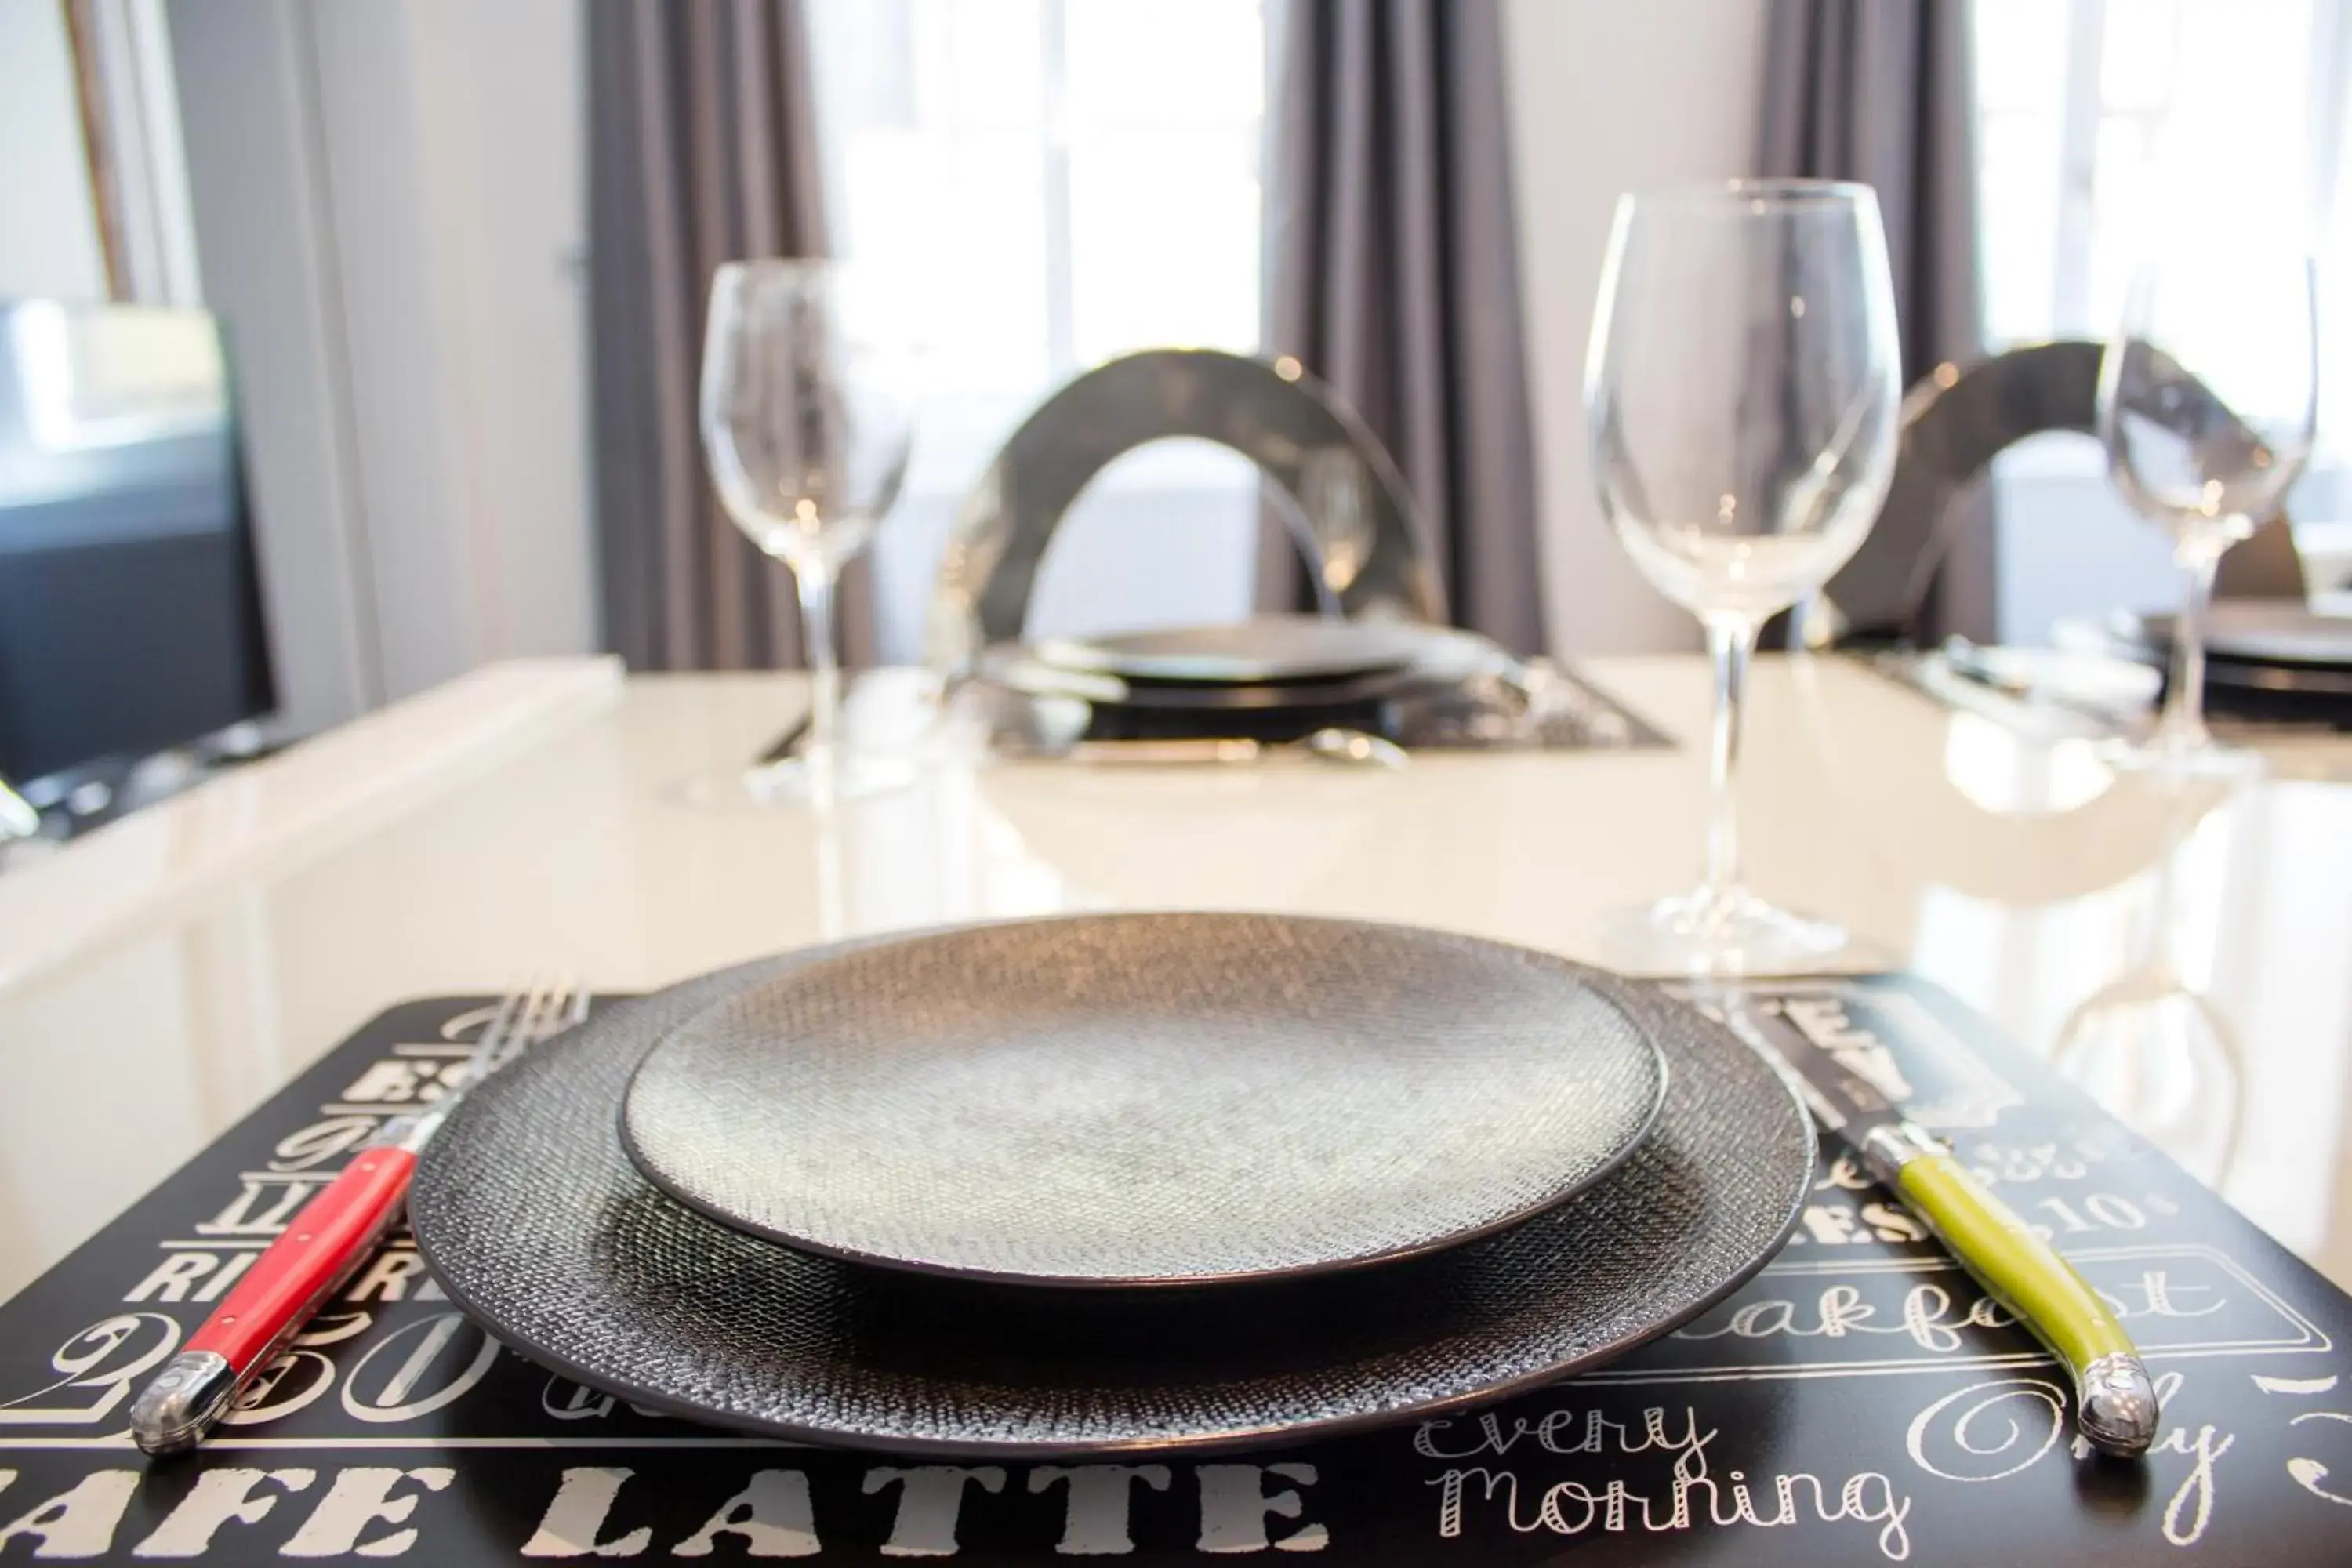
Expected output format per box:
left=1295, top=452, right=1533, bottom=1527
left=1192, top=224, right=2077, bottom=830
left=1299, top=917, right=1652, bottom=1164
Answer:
left=2097, top=245, right=2319, bottom=773
left=1584, top=180, right=1901, bottom=976
left=700, top=260, right=916, bottom=803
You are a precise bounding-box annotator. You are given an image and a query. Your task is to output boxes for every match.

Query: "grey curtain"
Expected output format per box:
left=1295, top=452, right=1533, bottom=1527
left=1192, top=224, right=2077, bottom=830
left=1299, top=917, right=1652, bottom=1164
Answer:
left=586, top=0, right=872, bottom=670
left=1759, top=0, right=1991, bottom=641
left=1260, top=0, right=1546, bottom=656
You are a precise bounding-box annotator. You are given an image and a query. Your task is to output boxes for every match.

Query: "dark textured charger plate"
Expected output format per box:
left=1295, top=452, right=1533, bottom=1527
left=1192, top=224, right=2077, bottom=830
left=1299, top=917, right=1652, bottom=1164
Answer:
left=619, top=914, right=1669, bottom=1286
left=408, top=932, right=1813, bottom=1457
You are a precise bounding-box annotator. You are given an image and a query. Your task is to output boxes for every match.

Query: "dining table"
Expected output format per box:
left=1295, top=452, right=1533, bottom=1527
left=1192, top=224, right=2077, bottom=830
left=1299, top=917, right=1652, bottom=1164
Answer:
left=10, top=648, right=2352, bottom=1565
left=4, top=649, right=2351, bottom=1310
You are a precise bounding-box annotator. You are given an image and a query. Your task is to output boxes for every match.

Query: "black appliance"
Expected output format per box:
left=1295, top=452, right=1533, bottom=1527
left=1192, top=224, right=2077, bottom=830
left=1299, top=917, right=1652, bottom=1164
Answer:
left=0, top=299, right=277, bottom=797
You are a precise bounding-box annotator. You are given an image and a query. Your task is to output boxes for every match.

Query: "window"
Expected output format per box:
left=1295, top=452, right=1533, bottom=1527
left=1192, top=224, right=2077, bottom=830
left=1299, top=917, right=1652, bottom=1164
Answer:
left=1973, top=0, right=2352, bottom=630
left=807, top=0, right=1269, bottom=655
left=9, top=303, right=225, bottom=452
left=1974, top=0, right=2350, bottom=449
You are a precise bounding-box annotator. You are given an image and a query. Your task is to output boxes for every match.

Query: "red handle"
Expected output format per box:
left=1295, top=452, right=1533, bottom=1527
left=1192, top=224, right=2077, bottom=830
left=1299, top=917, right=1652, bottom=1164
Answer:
left=186, top=1146, right=418, bottom=1375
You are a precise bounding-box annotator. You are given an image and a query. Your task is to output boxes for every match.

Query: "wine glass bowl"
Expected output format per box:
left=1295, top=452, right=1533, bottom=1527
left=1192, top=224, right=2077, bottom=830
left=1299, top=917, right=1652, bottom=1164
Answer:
left=702, top=266, right=911, bottom=570
left=1588, top=180, right=1900, bottom=619
left=699, top=260, right=916, bottom=803
left=1584, top=180, right=1902, bottom=975
left=2103, top=351, right=2304, bottom=546
left=2096, top=246, right=2318, bottom=770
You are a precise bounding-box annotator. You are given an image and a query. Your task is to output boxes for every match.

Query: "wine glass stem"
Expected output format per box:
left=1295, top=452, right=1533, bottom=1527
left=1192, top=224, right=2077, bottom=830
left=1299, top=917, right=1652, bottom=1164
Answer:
left=796, top=561, right=841, bottom=785
left=2160, top=535, right=2223, bottom=751
left=1701, top=615, right=1758, bottom=909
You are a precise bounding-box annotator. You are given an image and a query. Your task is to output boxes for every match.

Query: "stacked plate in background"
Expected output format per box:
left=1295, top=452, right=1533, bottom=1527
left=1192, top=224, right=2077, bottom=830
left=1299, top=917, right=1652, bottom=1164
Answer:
left=2119, top=603, right=2352, bottom=727
left=969, top=614, right=1656, bottom=753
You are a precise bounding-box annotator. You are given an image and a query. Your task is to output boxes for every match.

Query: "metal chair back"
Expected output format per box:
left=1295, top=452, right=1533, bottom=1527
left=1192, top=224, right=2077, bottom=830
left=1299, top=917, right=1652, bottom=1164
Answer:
left=927, top=349, right=1446, bottom=669
left=1819, top=340, right=2305, bottom=645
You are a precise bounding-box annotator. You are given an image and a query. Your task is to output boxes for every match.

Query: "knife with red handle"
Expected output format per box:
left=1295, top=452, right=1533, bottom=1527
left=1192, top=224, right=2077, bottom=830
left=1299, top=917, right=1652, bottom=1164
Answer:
left=128, top=1126, right=426, bottom=1454
left=129, top=984, right=575, bottom=1456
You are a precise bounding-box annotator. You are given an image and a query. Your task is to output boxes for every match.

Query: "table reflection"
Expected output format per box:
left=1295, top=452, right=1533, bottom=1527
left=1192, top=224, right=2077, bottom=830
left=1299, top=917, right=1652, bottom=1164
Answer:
left=1799, top=664, right=2352, bottom=1275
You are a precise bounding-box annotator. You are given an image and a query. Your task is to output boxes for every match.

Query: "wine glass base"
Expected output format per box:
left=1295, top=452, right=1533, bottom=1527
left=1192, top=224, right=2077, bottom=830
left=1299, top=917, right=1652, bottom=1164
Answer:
left=668, top=753, right=918, bottom=810
left=1597, top=886, right=1848, bottom=978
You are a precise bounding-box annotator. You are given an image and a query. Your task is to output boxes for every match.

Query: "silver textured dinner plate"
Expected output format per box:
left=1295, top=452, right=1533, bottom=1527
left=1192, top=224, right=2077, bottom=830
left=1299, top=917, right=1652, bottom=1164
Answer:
left=1031, top=615, right=1429, bottom=685
left=619, top=913, right=1668, bottom=1285
left=977, top=624, right=1515, bottom=716
left=408, top=936, right=1813, bottom=1457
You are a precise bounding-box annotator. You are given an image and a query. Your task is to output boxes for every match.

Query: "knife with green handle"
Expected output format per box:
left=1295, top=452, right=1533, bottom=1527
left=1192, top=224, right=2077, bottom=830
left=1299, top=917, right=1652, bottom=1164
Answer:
left=1704, top=991, right=2159, bottom=1457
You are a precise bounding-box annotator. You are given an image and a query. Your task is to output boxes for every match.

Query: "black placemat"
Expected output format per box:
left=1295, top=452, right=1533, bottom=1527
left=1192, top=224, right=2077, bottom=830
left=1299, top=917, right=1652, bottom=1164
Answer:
left=419, top=935, right=1791, bottom=1451
left=4, top=975, right=2350, bottom=1563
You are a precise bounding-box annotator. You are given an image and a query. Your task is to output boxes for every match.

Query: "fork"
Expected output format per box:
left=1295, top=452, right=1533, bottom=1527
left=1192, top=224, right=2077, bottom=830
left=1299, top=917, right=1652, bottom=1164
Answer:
left=129, top=978, right=585, bottom=1456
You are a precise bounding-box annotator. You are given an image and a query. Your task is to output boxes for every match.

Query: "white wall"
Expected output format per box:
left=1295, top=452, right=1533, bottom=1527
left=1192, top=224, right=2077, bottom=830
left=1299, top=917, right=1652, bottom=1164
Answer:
left=307, top=0, right=594, bottom=697
left=402, top=0, right=596, bottom=673
left=1503, top=0, right=1769, bottom=656
left=167, top=0, right=593, bottom=732
left=169, top=0, right=383, bottom=734
left=0, top=0, right=108, bottom=302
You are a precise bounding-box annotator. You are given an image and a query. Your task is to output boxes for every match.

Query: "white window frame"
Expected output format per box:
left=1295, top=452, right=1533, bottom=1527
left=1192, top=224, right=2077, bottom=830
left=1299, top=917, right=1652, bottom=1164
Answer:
left=1978, top=0, right=2352, bottom=629
left=809, top=0, right=1273, bottom=657
left=1980, top=1, right=2352, bottom=482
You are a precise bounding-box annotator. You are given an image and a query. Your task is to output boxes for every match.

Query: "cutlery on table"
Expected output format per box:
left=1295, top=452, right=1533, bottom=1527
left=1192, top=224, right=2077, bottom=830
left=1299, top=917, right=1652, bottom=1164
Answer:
left=1053, top=728, right=1408, bottom=770
left=1937, top=636, right=2155, bottom=731
left=1708, top=991, right=2161, bottom=1457
left=756, top=712, right=812, bottom=766
left=129, top=978, right=585, bottom=1456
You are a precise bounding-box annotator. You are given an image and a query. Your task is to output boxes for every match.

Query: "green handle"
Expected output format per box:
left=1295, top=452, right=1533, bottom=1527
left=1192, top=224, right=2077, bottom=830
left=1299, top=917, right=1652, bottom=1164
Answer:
left=1878, top=1130, right=2159, bottom=1456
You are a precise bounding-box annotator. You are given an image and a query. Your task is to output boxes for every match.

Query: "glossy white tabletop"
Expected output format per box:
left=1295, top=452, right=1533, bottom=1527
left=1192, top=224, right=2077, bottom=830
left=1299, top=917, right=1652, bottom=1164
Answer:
left=4, top=654, right=2350, bottom=1306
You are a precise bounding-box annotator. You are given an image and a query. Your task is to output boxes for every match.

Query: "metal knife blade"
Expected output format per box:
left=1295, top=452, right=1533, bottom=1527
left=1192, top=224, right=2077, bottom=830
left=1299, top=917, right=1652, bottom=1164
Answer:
left=1709, top=992, right=1915, bottom=1147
